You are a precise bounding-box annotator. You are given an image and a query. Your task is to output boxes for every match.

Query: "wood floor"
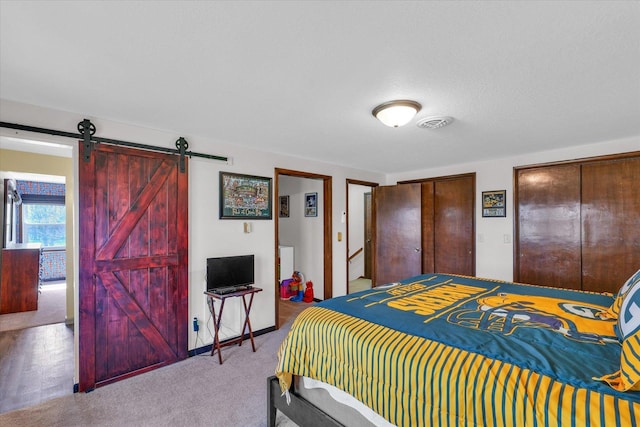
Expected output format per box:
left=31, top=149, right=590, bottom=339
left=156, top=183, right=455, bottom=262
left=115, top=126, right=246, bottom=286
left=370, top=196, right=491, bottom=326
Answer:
left=279, top=298, right=310, bottom=326
left=0, top=322, right=74, bottom=414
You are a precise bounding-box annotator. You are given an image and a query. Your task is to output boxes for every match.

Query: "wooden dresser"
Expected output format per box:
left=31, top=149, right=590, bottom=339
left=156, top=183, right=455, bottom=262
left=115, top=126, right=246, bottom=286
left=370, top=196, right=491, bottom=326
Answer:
left=0, top=243, right=42, bottom=313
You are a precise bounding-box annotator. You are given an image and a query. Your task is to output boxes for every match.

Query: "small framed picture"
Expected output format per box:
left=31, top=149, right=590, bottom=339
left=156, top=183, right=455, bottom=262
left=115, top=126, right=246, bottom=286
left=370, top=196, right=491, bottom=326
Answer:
left=304, top=192, right=317, bottom=217
left=482, top=190, right=506, bottom=217
left=279, top=195, right=290, bottom=218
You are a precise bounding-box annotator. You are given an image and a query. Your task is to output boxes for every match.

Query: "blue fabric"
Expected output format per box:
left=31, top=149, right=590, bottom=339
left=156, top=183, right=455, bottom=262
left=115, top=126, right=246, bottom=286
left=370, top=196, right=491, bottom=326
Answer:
left=319, top=273, right=639, bottom=401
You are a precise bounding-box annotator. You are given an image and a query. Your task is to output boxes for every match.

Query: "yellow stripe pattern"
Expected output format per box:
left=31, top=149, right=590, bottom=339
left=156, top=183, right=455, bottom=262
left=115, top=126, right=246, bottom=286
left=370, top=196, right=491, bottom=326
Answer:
left=276, top=306, right=639, bottom=427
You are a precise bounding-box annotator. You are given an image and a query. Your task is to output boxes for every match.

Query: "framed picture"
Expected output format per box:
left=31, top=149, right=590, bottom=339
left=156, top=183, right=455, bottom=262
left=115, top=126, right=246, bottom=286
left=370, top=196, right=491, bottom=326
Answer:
left=219, top=171, right=272, bottom=219
left=304, top=192, right=318, bottom=217
left=482, top=190, right=506, bottom=217
left=279, top=195, right=290, bottom=218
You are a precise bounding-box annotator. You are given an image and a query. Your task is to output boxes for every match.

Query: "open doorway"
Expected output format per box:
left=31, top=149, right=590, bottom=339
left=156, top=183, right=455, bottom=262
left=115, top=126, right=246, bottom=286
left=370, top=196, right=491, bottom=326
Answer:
left=0, top=140, right=74, bottom=413
left=274, top=168, right=332, bottom=328
left=346, top=179, right=378, bottom=294
left=1, top=173, right=68, bottom=325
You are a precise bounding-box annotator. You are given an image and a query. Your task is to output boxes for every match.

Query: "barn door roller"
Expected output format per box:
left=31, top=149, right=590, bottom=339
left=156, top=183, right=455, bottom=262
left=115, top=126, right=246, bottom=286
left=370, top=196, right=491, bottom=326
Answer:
left=78, top=119, right=96, bottom=163
left=176, top=137, right=188, bottom=173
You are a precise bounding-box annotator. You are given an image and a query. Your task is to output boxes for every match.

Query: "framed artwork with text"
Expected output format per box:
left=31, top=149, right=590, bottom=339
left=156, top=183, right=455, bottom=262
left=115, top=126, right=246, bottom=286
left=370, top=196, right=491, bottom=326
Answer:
left=219, top=172, right=272, bottom=219
left=482, top=190, right=506, bottom=217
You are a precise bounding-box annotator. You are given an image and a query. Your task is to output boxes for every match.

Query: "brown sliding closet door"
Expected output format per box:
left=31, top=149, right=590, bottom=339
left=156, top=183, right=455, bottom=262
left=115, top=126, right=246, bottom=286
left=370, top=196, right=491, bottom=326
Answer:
left=433, top=176, right=475, bottom=275
left=516, top=153, right=640, bottom=292
left=516, top=164, right=582, bottom=289
left=581, top=157, right=640, bottom=293
left=374, top=173, right=475, bottom=285
left=421, top=182, right=435, bottom=273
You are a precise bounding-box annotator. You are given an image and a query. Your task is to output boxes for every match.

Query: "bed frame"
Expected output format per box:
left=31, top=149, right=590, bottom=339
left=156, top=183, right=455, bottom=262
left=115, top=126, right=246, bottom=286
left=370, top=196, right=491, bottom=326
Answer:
left=267, top=376, right=344, bottom=427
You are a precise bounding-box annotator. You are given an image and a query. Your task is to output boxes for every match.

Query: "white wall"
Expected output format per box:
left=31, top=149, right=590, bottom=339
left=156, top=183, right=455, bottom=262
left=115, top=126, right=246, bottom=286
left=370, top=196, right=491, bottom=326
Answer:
left=388, top=136, right=640, bottom=282
left=0, top=99, right=385, bottom=369
left=278, top=175, right=324, bottom=299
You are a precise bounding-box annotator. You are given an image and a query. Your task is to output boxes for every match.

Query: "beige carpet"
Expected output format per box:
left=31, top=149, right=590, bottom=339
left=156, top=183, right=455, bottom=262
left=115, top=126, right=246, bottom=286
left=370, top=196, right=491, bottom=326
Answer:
left=349, top=277, right=372, bottom=294
left=0, top=283, right=67, bottom=332
left=0, top=313, right=302, bottom=427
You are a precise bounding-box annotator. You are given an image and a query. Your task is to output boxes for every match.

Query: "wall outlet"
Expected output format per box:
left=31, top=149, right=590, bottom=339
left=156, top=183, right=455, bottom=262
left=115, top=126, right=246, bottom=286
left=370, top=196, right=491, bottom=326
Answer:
left=192, top=317, right=199, bottom=332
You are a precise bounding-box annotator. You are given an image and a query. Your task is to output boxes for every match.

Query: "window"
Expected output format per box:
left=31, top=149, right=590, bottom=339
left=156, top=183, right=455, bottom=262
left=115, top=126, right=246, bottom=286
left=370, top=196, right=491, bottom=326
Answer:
left=22, top=203, right=66, bottom=248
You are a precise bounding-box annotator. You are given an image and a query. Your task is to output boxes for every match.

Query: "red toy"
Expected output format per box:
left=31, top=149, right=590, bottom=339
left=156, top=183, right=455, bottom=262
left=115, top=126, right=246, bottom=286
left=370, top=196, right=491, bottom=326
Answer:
left=303, top=281, right=314, bottom=303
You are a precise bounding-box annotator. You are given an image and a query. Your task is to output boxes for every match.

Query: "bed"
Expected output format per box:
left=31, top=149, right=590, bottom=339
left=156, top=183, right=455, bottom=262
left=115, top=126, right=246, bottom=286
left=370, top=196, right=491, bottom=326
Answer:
left=269, top=272, right=640, bottom=426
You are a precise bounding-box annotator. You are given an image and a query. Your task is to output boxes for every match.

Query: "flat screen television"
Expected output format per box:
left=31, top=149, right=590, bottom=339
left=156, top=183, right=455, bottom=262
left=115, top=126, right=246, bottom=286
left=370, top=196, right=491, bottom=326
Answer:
left=206, top=254, right=255, bottom=292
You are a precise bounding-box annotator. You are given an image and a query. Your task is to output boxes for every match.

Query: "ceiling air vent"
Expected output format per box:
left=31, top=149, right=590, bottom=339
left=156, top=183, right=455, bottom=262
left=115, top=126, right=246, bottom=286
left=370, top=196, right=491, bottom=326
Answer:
left=416, top=116, right=454, bottom=129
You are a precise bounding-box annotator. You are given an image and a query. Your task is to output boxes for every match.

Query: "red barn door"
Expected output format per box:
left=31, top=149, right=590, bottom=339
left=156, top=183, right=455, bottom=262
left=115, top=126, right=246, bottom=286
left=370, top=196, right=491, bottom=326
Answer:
left=78, top=142, right=188, bottom=391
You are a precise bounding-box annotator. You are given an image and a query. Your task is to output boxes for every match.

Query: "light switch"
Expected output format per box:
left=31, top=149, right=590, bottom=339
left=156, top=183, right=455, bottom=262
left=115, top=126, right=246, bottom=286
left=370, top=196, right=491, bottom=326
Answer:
left=503, top=234, right=511, bottom=243
left=337, top=232, right=342, bottom=242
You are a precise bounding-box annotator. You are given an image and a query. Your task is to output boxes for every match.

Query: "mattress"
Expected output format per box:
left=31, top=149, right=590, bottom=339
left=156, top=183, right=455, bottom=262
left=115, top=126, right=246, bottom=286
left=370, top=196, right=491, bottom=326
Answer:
left=296, top=375, right=392, bottom=427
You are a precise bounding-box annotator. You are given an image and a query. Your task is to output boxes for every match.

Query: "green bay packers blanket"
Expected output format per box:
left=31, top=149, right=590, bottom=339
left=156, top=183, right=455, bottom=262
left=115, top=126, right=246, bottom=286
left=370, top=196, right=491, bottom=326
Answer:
left=275, top=274, right=639, bottom=427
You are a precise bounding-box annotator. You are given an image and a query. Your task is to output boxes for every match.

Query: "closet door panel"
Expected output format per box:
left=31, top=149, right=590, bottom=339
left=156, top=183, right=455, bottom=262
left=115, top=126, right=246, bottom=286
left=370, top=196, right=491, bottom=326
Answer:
left=373, top=183, right=422, bottom=285
left=421, top=182, right=435, bottom=273
left=434, top=176, right=475, bottom=275
left=516, top=165, right=581, bottom=289
left=582, top=157, right=640, bottom=293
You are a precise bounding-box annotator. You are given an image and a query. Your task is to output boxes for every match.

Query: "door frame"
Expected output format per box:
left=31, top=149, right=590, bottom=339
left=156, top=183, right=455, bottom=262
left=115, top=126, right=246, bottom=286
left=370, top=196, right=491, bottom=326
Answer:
left=274, top=168, right=332, bottom=329
left=345, top=179, right=379, bottom=293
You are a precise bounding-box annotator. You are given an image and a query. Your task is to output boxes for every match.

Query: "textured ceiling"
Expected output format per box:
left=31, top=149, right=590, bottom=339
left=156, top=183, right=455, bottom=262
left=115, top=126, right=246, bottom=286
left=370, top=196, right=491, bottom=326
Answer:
left=1, top=1, right=639, bottom=173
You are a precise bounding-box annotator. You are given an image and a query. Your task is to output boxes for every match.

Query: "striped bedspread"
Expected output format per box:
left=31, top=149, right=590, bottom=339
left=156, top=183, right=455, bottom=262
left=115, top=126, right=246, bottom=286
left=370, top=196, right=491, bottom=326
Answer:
left=275, top=274, right=640, bottom=427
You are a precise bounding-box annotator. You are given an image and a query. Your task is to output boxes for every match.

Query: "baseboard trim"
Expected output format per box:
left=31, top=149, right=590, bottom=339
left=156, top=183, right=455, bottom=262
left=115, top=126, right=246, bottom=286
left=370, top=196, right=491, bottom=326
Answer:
left=72, top=326, right=278, bottom=392
left=188, top=325, right=276, bottom=357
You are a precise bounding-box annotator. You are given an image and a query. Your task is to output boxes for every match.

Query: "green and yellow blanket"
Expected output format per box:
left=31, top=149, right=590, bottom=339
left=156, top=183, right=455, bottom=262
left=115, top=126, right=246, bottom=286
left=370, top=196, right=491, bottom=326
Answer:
left=276, top=274, right=639, bottom=427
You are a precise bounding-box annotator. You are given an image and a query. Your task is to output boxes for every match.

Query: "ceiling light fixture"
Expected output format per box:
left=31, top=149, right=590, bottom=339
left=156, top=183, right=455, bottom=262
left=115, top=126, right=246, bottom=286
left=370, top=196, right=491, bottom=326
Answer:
left=372, top=100, right=421, bottom=128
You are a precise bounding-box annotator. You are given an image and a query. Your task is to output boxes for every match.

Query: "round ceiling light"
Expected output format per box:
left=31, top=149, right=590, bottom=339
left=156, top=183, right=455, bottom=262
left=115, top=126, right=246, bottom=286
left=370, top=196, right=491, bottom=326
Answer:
left=372, top=100, right=421, bottom=127
left=416, top=116, right=454, bottom=129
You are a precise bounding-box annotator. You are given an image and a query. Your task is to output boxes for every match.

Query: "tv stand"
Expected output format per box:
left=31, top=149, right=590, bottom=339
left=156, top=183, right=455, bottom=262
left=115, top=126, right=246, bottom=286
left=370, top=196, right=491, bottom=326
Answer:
left=204, top=287, right=263, bottom=364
